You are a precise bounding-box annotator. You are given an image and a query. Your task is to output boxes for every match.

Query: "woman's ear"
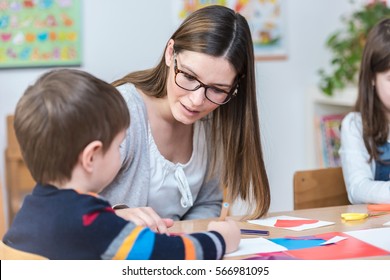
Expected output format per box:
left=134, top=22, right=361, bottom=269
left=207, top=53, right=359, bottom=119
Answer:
left=80, top=140, right=103, bottom=173
left=165, top=39, right=175, bottom=67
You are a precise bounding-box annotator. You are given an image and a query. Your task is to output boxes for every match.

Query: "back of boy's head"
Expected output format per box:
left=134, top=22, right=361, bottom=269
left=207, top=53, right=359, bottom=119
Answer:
left=14, top=69, right=130, bottom=185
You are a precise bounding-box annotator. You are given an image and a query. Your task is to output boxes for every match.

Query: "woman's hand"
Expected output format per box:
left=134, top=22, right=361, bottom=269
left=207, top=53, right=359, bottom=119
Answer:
left=115, top=207, right=174, bottom=234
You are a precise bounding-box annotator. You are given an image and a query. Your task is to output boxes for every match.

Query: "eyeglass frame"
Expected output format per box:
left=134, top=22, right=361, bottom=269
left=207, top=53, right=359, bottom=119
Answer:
left=173, top=52, right=239, bottom=105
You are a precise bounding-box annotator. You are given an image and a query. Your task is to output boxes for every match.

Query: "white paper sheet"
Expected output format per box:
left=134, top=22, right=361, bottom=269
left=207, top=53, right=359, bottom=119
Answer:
left=225, top=237, right=287, bottom=257
left=247, top=215, right=335, bottom=231
left=321, top=236, right=347, bottom=245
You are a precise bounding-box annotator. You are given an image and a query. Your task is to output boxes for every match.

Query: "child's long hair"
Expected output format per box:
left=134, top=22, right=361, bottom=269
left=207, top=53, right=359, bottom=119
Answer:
left=355, top=18, right=390, bottom=161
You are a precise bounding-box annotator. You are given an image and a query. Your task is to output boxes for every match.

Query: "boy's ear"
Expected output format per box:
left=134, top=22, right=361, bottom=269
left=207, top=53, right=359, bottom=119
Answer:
left=165, top=39, right=175, bottom=67
left=80, top=140, right=103, bottom=173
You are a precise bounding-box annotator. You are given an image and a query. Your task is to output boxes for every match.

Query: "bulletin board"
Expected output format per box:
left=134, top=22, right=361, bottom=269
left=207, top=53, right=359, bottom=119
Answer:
left=0, top=0, right=81, bottom=68
left=172, top=0, right=287, bottom=61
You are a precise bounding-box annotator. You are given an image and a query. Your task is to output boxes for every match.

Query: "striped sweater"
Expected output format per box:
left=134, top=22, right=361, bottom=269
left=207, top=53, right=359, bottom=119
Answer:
left=2, top=184, right=225, bottom=259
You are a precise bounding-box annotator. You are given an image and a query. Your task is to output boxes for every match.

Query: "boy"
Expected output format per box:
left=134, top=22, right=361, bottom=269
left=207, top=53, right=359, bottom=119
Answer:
left=2, top=69, right=240, bottom=259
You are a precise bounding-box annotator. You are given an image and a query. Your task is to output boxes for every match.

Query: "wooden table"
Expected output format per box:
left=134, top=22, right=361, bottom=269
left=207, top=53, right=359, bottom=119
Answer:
left=169, top=204, right=390, bottom=259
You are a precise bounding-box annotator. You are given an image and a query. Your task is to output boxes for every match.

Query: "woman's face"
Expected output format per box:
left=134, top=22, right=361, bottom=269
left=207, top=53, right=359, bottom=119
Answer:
left=375, top=69, right=390, bottom=119
left=165, top=46, right=237, bottom=125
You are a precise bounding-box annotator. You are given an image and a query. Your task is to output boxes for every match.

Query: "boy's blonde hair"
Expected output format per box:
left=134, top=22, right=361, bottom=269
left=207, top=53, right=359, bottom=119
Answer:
left=14, top=69, right=130, bottom=184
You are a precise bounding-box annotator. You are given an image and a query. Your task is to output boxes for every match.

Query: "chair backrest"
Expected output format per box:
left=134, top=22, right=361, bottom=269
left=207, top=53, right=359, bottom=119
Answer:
left=0, top=240, right=47, bottom=260
left=5, top=115, right=36, bottom=225
left=0, top=177, right=6, bottom=237
left=293, top=167, right=350, bottom=210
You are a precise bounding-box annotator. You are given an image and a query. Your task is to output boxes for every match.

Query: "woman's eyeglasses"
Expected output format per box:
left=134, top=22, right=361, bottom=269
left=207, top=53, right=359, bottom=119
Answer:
left=173, top=53, right=238, bottom=105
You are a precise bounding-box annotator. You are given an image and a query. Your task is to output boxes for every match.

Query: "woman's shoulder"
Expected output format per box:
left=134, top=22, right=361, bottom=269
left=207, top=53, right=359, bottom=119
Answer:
left=116, top=83, right=147, bottom=115
left=116, top=83, right=142, bottom=102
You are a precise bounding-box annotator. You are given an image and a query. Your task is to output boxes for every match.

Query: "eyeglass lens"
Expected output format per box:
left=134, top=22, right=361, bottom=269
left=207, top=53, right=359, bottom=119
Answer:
left=175, top=72, right=231, bottom=104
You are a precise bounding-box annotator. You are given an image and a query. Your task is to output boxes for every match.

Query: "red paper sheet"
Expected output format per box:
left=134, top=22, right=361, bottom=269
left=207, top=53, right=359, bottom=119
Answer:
left=285, top=232, right=389, bottom=260
left=274, top=219, right=319, bottom=228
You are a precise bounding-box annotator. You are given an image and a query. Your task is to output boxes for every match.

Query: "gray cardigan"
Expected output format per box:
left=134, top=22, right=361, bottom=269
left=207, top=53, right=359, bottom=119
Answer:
left=100, top=83, right=222, bottom=220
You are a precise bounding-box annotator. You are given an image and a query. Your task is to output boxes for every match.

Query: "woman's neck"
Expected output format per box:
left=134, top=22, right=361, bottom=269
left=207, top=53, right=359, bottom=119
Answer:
left=141, top=91, right=194, bottom=163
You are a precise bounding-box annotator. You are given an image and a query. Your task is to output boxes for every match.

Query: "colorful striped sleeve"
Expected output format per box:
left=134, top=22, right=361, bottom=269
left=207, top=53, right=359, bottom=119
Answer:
left=101, top=224, right=226, bottom=260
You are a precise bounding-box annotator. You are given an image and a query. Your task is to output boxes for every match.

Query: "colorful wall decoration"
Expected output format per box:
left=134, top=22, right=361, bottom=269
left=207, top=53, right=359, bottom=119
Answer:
left=0, top=0, right=81, bottom=68
left=172, top=0, right=287, bottom=60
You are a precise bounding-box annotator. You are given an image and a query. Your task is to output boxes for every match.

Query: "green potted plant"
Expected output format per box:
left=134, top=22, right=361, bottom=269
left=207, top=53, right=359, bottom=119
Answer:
left=318, top=0, right=390, bottom=96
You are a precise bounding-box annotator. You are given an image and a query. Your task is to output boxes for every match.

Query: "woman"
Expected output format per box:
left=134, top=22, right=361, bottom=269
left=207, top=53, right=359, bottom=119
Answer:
left=101, top=5, right=271, bottom=232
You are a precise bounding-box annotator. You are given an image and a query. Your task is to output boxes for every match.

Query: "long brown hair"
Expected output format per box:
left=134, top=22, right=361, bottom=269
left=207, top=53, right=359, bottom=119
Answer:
left=113, top=5, right=270, bottom=219
left=355, top=18, right=390, bottom=162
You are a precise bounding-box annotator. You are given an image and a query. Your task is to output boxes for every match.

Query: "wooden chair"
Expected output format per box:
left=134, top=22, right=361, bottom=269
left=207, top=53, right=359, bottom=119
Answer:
left=293, top=167, right=350, bottom=210
left=0, top=240, right=47, bottom=260
left=0, top=177, right=6, bottom=237
left=4, top=115, right=36, bottom=225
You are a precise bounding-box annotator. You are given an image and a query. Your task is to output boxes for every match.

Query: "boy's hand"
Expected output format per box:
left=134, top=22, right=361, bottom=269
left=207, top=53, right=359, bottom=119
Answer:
left=207, top=219, right=240, bottom=253
left=115, top=207, right=174, bottom=234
